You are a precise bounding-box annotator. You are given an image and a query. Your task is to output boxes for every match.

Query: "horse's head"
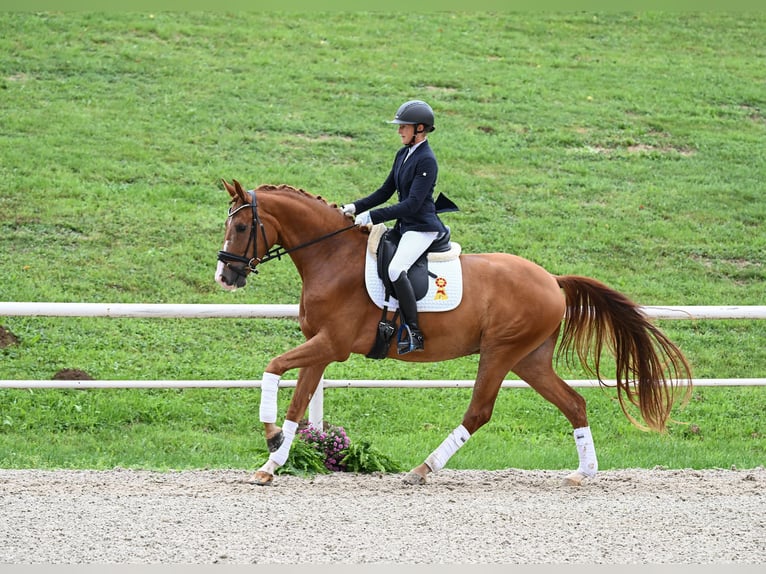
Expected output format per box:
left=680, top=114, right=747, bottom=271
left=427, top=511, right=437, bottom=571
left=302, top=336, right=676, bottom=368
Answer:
left=215, top=179, right=276, bottom=291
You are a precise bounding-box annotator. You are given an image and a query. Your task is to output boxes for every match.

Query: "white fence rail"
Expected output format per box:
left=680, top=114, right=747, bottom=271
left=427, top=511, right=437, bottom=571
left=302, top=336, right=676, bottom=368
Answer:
left=0, top=302, right=299, bottom=319
left=2, top=303, right=764, bottom=425
left=2, top=302, right=766, bottom=320
left=1, top=378, right=763, bottom=389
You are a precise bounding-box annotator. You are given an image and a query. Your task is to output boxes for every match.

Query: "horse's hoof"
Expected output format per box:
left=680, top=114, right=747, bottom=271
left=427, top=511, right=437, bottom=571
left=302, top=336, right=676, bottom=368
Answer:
left=403, top=471, right=427, bottom=485
left=247, top=471, right=274, bottom=486
left=562, top=471, right=588, bottom=486
left=266, top=431, right=284, bottom=453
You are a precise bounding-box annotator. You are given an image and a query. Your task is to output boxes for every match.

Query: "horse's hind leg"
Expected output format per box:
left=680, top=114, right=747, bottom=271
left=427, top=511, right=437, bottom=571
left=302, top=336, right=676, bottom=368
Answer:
left=404, top=348, right=513, bottom=485
left=511, top=333, right=598, bottom=486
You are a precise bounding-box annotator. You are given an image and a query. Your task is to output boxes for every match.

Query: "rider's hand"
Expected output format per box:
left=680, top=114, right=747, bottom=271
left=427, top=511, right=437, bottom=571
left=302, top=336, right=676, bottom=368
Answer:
left=341, top=204, right=356, bottom=216
left=354, top=211, right=372, bottom=226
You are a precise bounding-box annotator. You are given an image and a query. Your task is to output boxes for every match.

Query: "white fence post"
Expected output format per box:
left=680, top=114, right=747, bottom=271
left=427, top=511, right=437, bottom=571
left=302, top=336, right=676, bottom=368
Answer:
left=308, top=379, right=324, bottom=429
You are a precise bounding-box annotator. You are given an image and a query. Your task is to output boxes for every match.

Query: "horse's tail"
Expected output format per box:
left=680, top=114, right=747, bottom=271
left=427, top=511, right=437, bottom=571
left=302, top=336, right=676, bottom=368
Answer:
left=555, top=275, right=693, bottom=432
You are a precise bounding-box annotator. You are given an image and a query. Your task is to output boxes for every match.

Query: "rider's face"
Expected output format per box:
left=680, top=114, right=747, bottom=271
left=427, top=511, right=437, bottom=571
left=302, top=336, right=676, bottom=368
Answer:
left=398, top=123, right=416, bottom=144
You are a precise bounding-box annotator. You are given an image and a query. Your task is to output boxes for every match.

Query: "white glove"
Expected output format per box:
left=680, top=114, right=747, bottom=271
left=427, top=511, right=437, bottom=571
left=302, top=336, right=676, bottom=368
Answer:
left=354, top=211, right=372, bottom=226
left=341, top=203, right=356, bottom=216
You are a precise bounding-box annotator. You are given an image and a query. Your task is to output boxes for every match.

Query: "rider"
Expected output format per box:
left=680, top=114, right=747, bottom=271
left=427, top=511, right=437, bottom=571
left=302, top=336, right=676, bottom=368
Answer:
left=342, top=99, right=448, bottom=354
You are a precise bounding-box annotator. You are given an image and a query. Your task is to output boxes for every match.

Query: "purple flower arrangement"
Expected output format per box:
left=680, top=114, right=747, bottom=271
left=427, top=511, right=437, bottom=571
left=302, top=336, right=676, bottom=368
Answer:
left=297, top=424, right=351, bottom=471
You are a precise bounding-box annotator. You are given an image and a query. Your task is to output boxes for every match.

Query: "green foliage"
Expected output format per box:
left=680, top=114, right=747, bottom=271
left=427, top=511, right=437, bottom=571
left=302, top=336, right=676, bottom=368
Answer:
left=276, top=424, right=403, bottom=477
left=340, top=439, right=404, bottom=474
left=276, top=438, right=330, bottom=478
left=0, top=12, right=764, bottom=472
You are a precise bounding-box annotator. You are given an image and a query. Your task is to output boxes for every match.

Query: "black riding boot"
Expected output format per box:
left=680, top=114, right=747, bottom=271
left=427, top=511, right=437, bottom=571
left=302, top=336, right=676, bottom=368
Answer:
left=392, top=271, right=424, bottom=354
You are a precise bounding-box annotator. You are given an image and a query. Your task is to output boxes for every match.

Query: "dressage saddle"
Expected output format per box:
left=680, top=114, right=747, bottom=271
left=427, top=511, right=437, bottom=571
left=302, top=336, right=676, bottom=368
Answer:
left=374, top=227, right=452, bottom=301
left=366, top=227, right=451, bottom=359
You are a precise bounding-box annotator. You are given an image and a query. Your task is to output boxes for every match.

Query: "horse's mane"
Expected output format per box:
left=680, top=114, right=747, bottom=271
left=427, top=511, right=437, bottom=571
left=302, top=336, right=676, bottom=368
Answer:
left=254, top=184, right=337, bottom=209
left=253, top=183, right=366, bottom=231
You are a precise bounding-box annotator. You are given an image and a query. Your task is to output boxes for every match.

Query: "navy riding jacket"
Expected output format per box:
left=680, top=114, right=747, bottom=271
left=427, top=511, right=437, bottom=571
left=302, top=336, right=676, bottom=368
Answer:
left=353, top=140, right=447, bottom=234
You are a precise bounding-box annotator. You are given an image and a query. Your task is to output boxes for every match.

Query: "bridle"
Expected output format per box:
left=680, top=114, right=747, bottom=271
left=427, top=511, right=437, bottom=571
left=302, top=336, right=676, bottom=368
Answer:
left=217, top=189, right=356, bottom=278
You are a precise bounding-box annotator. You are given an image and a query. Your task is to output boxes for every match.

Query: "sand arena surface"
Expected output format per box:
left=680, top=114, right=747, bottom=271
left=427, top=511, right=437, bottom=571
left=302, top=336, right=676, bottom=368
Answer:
left=0, top=467, right=764, bottom=564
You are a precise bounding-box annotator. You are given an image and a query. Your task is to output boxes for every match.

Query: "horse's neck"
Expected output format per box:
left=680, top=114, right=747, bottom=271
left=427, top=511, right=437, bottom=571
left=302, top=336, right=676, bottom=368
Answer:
left=264, top=193, right=341, bottom=247
left=263, top=192, right=363, bottom=280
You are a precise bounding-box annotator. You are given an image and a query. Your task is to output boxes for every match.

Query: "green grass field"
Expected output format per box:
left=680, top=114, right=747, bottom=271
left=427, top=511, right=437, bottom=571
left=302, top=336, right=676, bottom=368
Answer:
left=0, top=12, right=764, bottom=472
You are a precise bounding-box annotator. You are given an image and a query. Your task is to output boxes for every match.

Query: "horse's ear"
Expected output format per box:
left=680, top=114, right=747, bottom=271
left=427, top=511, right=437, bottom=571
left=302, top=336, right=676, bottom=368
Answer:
left=222, top=179, right=236, bottom=198
left=231, top=179, right=249, bottom=203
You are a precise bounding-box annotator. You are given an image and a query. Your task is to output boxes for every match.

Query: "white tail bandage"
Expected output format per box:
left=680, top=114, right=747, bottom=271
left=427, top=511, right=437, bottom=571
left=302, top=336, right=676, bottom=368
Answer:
left=425, top=424, right=471, bottom=473
left=269, top=419, right=298, bottom=467
left=573, top=426, right=598, bottom=477
left=259, top=372, right=280, bottom=423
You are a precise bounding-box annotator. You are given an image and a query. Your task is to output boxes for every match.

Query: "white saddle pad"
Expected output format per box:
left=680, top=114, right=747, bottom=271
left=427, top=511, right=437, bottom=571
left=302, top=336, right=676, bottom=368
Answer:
left=364, top=224, right=463, bottom=312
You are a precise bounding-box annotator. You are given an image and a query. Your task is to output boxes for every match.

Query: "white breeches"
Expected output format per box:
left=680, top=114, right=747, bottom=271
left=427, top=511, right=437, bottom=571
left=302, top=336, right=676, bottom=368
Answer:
left=388, top=230, right=439, bottom=282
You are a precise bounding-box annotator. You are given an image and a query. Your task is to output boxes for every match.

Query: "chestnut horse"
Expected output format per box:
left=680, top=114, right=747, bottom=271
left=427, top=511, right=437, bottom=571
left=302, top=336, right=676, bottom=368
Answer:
left=215, top=180, right=692, bottom=486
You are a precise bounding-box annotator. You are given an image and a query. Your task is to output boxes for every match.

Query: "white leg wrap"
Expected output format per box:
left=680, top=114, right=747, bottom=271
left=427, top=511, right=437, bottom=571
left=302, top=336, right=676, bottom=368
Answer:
left=425, top=425, right=471, bottom=473
left=259, top=372, right=280, bottom=423
left=258, top=459, right=280, bottom=476
left=269, top=419, right=298, bottom=467
left=573, top=426, right=598, bottom=477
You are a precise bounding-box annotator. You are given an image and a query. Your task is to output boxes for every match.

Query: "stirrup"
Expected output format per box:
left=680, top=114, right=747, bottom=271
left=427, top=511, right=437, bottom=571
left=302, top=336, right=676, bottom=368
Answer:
left=397, top=323, right=424, bottom=355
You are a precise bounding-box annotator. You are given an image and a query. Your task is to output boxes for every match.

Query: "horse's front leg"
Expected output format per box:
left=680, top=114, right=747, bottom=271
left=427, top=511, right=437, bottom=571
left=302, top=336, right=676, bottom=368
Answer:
left=257, top=366, right=317, bottom=464
left=259, top=370, right=285, bottom=454
left=250, top=362, right=328, bottom=486
left=250, top=334, right=342, bottom=485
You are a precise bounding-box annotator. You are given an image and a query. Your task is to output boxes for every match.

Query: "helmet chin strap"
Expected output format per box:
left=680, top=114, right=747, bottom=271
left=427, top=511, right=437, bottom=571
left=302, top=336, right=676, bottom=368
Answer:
left=408, top=124, right=425, bottom=146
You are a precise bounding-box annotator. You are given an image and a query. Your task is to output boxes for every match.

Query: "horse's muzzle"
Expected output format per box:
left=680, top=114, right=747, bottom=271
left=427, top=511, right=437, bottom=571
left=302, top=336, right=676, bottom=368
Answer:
left=215, top=260, right=248, bottom=291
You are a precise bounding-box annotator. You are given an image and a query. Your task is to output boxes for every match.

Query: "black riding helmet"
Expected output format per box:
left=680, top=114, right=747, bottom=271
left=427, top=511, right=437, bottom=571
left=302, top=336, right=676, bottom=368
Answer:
left=388, top=100, right=436, bottom=134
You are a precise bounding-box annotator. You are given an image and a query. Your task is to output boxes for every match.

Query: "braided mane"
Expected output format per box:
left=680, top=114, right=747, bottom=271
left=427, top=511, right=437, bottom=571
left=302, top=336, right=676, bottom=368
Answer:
left=254, top=184, right=336, bottom=209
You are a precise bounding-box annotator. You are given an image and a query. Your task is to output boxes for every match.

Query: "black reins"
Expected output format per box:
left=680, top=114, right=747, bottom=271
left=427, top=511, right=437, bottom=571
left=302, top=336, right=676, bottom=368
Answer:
left=217, top=189, right=356, bottom=276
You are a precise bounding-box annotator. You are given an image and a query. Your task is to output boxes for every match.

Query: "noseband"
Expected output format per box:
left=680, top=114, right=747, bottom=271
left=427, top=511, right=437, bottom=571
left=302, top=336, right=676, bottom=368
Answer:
left=217, top=189, right=356, bottom=278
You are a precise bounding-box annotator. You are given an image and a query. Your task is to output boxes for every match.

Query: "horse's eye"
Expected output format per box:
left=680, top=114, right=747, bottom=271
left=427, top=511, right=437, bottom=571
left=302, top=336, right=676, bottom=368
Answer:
left=235, top=224, right=248, bottom=233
